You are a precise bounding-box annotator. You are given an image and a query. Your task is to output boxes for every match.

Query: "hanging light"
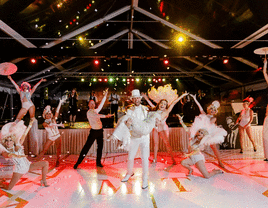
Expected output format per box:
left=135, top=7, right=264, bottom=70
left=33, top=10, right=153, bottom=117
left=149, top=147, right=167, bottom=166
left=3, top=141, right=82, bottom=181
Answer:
left=163, top=59, right=169, bottom=65
left=223, top=58, right=229, bottom=64
left=94, top=59, right=99, bottom=65
left=30, top=58, right=37, bottom=64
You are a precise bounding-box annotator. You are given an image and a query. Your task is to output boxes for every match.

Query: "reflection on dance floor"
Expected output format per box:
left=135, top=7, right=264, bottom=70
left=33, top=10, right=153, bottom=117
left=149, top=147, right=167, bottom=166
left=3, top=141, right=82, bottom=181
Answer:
left=0, top=149, right=268, bottom=208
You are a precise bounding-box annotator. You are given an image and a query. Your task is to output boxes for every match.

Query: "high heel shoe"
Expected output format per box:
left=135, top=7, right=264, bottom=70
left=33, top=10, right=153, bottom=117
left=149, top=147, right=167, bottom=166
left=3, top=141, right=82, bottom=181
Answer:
left=152, top=159, right=157, bottom=164
left=40, top=180, right=49, bottom=187
left=253, top=147, right=257, bottom=152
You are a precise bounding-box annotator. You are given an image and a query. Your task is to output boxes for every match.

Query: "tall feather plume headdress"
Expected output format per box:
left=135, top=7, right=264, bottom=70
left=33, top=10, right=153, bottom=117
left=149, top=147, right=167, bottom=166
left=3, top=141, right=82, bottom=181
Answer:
left=148, top=84, right=178, bottom=105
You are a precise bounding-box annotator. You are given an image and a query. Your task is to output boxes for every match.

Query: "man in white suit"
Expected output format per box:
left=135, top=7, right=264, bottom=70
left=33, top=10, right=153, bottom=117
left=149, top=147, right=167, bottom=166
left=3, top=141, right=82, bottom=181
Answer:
left=121, top=89, right=150, bottom=189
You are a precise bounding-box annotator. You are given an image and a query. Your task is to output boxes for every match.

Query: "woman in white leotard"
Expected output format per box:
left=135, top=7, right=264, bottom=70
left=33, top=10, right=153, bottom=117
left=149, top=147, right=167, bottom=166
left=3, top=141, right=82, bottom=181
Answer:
left=7, top=76, right=46, bottom=123
left=178, top=114, right=225, bottom=178
left=0, top=121, right=49, bottom=190
left=37, top=99, right=65, bottom=167
left=191, top=94, right=225, bottom=168
left=236, top=97, right=257, bottom=153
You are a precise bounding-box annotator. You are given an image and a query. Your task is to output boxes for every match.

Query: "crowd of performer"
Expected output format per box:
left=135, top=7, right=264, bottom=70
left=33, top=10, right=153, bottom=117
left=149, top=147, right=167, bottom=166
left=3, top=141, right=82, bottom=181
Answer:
left=0, top=59, right=268, bottom=191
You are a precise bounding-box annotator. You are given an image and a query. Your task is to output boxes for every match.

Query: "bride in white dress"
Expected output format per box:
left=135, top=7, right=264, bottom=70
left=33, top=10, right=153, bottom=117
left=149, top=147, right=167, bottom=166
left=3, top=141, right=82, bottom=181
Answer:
left=109, top=93, right=188, bottom=150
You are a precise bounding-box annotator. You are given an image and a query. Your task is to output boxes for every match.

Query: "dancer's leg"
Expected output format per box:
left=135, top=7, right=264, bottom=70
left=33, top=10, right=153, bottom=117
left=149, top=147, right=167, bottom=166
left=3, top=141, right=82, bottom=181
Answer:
left=15, top=108, right=28, bottom=121
left=69, top=114, right=73, bottom=125
left=181, top=158, right=194, bottom=176
left=29, top=161, right=49, bottom=182
left=159, top=130, right=176, bottom=164
left=74, top=131, right=96, bottom=167
left=55, top=136, right=62, bottom=163
left=195, top=160, right=223, bottom=179
left=28, top=105, right=36, bottom=119
left=152, top=128, right=159, bottom=162
left=238, top=126, right=245, bottom=152
left=96, top=130, right=104, bottom=165
left=263, top=116, right=268, bottom=159
left=210, top=144, right=224, bottom=168
left=5, top=172, right=23, bottom=190
left=245, top=126, right=256, bottom=150
left=38, top=140, right=53, bottom=160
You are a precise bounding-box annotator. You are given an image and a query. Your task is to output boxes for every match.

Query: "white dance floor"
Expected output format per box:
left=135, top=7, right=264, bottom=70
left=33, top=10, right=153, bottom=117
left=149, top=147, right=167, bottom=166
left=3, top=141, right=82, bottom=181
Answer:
left=1, top=148, right=268, bottom=208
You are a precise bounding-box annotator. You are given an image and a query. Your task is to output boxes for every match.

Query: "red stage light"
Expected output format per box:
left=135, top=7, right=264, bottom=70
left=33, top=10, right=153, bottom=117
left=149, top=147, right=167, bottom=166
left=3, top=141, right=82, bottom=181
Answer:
left=158, top=78, right=162, bottom=82
left=131, top=79, right=134, bottom=82
left=104, top=78, right=108, bottom=82
left=30, top=58, right=36, bottom=64
left=127, top=79, right=130, bottom=82
left=98, top=78, right=102, bottom=82
left=94, top=60, right=99, bottom=65
left=163, top=59, right=169, bottom=65
left=153, top=78, right=156, bottom=82
left=223, top=59, right=229, bottom=64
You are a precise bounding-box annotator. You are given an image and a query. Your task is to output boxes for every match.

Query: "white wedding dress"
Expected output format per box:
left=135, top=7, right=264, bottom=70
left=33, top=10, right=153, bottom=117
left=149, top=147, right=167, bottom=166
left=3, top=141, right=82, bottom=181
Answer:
left=111, top=111, right=161, bottom=151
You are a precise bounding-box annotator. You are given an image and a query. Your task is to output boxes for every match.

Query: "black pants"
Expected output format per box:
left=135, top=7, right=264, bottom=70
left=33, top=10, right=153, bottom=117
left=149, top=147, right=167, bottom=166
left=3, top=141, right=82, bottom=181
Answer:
left=111, top=104, right=119, bottom=123
left=75, top=129, right=104, bottom=165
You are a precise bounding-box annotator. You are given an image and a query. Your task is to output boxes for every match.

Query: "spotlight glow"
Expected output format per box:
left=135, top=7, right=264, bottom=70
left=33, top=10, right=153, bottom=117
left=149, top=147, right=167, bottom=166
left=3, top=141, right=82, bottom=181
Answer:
left=175, top=34, right=187, bottom=44
left=223, top=59, right=229, bottom=64
left=163, top=59, right=169, bottom=65
left=30, top=58, right=37, bottom=64
left=94, top=59, right=99, bottom=65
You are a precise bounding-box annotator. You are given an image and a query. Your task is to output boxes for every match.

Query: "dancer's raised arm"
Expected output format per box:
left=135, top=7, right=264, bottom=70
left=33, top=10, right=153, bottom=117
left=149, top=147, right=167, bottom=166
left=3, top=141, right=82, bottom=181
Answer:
left=141, top=93, right=155, bottom=108
left=55, top=99, right=64, bottom=119
left=31, top=78, right=46, bottom=95
left=7, top=76, right=20, bottom=93
left=190, top=94, right=206, bottom=114
left=161, top=92, right=188, bottom=119
left=177, top=115, right=189, bottom=133
left=96, top=88, right=108, bottom=113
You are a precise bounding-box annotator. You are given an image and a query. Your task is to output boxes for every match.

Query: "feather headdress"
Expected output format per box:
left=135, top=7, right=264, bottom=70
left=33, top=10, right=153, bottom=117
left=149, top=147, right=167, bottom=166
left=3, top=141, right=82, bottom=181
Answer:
left=148, top=84, right=178, bottom=105
left=43, top=105, right=52, bottom=118
left=190, top=114, right=227, bottom=148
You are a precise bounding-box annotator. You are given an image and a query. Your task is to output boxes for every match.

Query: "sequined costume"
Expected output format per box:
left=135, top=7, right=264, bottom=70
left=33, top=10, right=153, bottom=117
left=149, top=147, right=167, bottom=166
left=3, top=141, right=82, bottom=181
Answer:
left=6, top=144, right=31, bottom=174
left=20, top=91, right=34, bottom=110
left=44, top=119, right=61, bottom=141
left=239, top=109, right=251, bottom=127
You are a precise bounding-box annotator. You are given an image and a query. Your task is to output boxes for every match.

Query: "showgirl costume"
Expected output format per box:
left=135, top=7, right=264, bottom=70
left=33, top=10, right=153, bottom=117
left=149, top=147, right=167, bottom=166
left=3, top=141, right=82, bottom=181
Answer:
left=183, top=114, right=227, bottom=164
left=0, top=121, right=31, bottom=175
left=111, top=106, right=161, bottom=151
left=43, top=105, right=62, bottom=141
left=155, top=110, right=168, bottom=132
left=239, top=109, right=251, bottom=127
left=20, top=82, right=34, bottom=110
